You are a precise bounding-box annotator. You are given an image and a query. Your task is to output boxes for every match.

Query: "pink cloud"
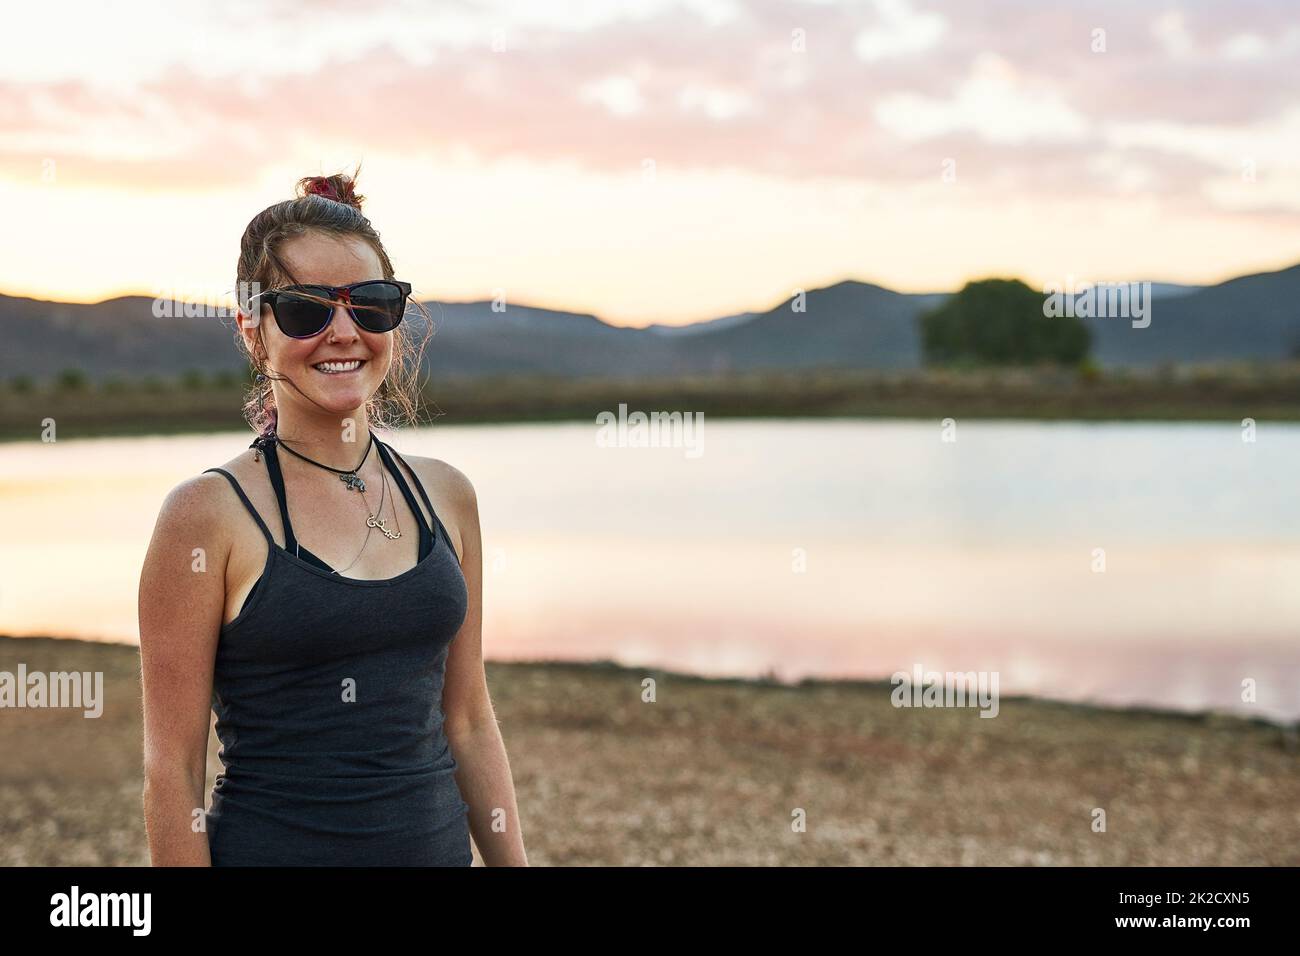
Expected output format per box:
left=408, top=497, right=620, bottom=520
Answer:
left=0, top=0, right=1294, bottom=212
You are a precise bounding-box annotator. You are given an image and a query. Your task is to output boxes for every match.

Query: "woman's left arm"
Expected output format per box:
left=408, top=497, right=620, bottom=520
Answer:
left=439, top=464, right=529, bottom=866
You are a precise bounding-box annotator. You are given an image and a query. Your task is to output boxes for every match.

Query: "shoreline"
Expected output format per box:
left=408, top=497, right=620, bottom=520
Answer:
left=4, top=406, right=1300, bottom=445
left=2, top=634, right=1297, bottom=864
left=4, top=633, right=1296, bottom=730
left=5, top=366, right=1300, bottom=442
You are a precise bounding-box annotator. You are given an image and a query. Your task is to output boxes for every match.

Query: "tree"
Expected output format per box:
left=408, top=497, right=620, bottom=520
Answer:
left=920, top=278, right=1091, bottom=366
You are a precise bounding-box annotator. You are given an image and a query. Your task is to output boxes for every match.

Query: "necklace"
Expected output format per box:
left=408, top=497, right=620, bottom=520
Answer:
left=273, top=430, right=375, bottom=493
left=365, top=466, right=404, bottom=542
left=332, top=462, right=389, bottom=575
left=248, top=428, right=405, bottom=575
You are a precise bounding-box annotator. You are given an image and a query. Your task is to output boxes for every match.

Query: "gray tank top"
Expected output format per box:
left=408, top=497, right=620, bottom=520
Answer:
left=200, top=432, right=472, bottom=866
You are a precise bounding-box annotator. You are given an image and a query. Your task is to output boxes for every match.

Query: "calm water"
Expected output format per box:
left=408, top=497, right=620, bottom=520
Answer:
left=1, top=420, right=1298, bottom=720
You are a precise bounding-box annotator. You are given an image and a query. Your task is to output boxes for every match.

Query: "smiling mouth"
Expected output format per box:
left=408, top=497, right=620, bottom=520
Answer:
left=312, top=359, right=366, bottom=374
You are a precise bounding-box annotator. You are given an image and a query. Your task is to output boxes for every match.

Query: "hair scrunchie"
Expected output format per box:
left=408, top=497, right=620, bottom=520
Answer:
left=303, top=178, right=337, bottom=200
left=302, top=176, right=359, bottom=206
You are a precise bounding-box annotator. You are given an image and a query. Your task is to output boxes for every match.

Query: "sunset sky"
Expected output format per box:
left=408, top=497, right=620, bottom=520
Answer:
left=2, top=0, right=1299, bottom=326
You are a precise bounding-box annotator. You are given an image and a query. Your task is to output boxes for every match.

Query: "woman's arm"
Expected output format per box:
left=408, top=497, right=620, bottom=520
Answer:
left=138, top=475, right=229, bottom=866
left=440, top=465, right=529, bottom=866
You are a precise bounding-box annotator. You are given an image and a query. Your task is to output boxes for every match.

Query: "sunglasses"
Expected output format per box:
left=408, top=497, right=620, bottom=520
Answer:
left=249, top=279, right=412, bottom=338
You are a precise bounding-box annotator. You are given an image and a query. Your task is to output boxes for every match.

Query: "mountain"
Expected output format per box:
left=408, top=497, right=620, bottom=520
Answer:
left=1078, top=265, right=1300, bottom=365
left=2, top=264, right=1298, bottom=384
left=0, top=294, right=241, bottom=381
left=1146, top=282, right=1204, bottom=299
left=411, top=301, right=657, bottom=379
left=642, top=312, right=759, bottom=336
left=661, top=282, right=948, bottom=373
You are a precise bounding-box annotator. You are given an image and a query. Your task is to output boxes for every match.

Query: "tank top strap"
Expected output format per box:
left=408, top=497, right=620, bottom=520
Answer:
left=203, top=468, right=275, bottom=545
left=257, top=440, right=300, bottom=555
left=373, top=438, right=436, bottom=551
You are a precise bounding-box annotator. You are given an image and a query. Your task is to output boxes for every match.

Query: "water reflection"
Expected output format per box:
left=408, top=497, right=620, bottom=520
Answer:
left=1, top=421, right=1296, bottom=720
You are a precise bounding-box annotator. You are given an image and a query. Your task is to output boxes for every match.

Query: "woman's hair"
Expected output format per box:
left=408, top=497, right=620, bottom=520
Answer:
left=234, top=164, right=432, bottom=438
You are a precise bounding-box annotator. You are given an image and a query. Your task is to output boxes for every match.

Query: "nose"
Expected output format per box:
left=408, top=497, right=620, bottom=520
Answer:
left=326, top=299, right=362, bottom=340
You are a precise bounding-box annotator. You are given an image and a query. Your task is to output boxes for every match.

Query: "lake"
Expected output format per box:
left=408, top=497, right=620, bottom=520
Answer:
left=1, top=419, right=1297, bottom=721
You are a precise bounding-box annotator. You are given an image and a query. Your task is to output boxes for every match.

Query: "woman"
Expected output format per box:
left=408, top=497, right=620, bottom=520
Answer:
left=138, top=170, right=527, bottom=866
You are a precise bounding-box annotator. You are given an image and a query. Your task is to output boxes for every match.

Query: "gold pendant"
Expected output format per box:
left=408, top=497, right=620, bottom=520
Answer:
left=367, top=514, right=402, bottom=540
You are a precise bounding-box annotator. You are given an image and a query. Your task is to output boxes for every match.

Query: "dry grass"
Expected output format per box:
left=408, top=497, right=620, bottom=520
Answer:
left=6, top=363, right=1300, bottom=443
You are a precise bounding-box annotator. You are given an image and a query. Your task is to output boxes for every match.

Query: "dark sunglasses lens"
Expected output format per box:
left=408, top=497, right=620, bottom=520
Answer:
left=348, top=282, right=407, bottom=331
left=275, top=289, right=334, bottom=337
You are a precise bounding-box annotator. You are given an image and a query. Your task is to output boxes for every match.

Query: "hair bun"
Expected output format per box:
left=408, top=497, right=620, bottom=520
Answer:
left=296, top=170, right=365, bottom=209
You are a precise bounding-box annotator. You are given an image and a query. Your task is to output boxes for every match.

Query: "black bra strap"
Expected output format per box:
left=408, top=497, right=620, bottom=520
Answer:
left=258, top=440, right=299, bottom=555
left=373, top=439, right=435, bottom=551
left=381, top=442, right=441, bottom=534
left=390, top=445, right=456, bottom=557
left=255, top=432, right=434, bottom=557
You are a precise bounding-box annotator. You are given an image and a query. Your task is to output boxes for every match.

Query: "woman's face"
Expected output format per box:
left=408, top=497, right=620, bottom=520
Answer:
left=244, top=232, right=392, bottom=419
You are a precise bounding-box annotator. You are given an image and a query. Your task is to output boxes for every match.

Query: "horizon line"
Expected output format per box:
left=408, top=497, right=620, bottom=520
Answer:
left=3, top=257, right=1297, bottom=330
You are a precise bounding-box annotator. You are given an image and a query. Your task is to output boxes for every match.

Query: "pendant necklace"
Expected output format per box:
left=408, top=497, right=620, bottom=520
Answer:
left=334, top=464, right=389, bottom=575
left=254, top=428, right=404, bottom=545
left=273, top=429, right=375, bottom=493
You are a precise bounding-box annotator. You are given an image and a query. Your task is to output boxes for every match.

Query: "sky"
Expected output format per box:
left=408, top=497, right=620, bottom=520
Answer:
left=1, top=0, right=1298, bottom=327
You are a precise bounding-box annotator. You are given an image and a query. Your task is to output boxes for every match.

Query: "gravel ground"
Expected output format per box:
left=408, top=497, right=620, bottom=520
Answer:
left=2, top=635, right=1297, bottom=866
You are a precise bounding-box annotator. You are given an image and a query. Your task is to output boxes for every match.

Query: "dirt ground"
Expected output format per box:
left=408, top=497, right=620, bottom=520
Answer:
left=1, top=635, right=1296, bottom=866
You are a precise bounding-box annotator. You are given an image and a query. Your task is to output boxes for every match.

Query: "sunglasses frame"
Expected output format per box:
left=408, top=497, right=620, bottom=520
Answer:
left=249, top=279, right=412, bottom=339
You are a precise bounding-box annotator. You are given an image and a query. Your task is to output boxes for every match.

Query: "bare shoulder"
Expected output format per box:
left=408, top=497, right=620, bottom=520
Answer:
left=401, top=453, right=478, bottom=510
left=160, top=471, right=231, bottom=527
left=143, top=472, right=238, bottom=584
left=157, top=447, right=260, bottom=536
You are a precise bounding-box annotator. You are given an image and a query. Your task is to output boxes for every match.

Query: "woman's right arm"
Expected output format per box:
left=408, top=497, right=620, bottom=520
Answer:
left=138, top=475, right=230, bottom=866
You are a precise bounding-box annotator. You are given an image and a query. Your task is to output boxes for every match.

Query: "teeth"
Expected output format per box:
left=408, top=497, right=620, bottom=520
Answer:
left=314, top=360, right=362, bottom=373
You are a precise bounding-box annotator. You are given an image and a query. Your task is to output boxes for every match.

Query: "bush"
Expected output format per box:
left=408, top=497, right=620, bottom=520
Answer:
left=920, top=278, right=1091, bottom=366
left=56, top=368, right=87, bottom=391
left=10, top=375, right=33, bottom=393
left=180, top=368, right=207, bottom=390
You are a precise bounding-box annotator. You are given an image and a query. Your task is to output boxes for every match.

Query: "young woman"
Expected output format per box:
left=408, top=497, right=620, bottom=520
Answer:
left=138, top=171, right=527, bottom=866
